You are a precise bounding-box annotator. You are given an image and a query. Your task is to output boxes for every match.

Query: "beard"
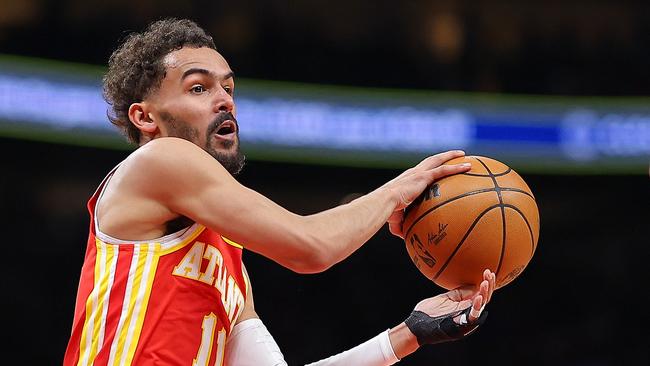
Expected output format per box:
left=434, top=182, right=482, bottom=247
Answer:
left=161, top=111, right=246, bottom=176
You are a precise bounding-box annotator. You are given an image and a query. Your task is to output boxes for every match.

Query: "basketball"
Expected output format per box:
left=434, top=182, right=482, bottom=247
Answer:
left=403, top=156, right=540, bottom=290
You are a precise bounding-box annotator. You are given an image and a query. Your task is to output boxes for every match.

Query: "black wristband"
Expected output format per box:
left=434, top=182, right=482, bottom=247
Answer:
left=404, top=307, right=488, bottom=346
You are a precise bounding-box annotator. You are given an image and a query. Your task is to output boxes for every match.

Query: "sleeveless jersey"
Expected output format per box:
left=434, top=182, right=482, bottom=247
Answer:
left=64, top=167, right=248, bottom=366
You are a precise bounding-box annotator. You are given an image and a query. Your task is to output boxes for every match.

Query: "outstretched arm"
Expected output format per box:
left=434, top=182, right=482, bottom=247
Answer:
left=225, top=270, right=495, bottom=366
left=309, top=269, right=496, bottom=365
left=121, top=138, right=470, bottom=273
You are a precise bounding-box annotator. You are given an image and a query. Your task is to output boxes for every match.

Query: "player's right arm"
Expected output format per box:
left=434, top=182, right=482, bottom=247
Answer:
left=120, top=137, right=470, bottom=273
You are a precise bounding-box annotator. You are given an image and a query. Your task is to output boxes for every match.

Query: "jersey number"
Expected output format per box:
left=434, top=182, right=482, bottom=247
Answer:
left=193, top=313, right=226, bottom=366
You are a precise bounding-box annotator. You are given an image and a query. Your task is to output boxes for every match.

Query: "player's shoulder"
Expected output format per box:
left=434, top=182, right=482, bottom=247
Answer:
left=121, top=137, right=214, bottom=178
left=132, top=137, right=209, bottom=163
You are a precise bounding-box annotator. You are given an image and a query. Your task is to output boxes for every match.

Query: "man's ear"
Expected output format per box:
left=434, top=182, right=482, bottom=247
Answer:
left=128, top=103, right=158, bottom=135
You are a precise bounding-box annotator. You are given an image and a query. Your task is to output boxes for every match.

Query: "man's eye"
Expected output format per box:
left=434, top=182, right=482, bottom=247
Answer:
left=191, top=85, right=206, bottom=93
left=223, top=85, right=233, bottom=95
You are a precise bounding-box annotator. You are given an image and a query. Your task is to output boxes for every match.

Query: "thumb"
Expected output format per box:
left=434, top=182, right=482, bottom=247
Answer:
left=388, top=210, right=404, bottom=238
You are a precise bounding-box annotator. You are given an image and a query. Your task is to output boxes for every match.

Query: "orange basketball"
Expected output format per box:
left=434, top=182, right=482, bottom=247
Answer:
left=403, top=156, right=540, bottom=290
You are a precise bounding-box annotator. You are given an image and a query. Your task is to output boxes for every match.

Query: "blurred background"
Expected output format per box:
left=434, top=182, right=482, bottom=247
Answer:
left=1, top=0, right=649, bottom=365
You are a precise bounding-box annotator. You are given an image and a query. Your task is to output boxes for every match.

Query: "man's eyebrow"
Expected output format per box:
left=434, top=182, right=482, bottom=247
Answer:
left=181, top=68, right=235, bottom=81
left=223, top=71, right=235, bottom=80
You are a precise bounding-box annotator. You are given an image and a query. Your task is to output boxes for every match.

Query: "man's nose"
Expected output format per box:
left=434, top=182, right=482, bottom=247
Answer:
left=213, top=89, right=234, bottom=113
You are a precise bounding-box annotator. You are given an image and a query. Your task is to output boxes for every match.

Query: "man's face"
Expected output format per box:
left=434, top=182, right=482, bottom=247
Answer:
left=148, top=47, right=245, bottom=175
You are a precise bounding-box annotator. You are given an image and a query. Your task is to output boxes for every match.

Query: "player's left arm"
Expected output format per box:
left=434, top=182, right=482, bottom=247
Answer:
left=225, top=269, right=494, bottom=366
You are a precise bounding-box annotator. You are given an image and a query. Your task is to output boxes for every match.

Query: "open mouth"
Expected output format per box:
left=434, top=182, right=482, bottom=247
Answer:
left=215, top=120, right=236, bottom=136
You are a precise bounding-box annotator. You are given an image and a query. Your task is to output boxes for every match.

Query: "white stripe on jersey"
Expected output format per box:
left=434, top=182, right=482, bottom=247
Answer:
left=107, top=244, right=142, bottom=365
left=120, top=244, right=157, bottom=365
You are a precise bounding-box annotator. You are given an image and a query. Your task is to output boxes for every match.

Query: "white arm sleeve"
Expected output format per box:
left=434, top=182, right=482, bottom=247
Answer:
left=225, top=318, right=288, bottom=366
left=226, top=318, right=400, bottom=366
left=305, top=329, right=400, bottom=366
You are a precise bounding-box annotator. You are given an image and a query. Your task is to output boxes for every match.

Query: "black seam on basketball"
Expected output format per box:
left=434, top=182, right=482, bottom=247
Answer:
left=475, top=158, right=506, bottom=278
left=498, top=205, right=506, bottom=276
left=500, top=188, right=534, bottom=199
left=433, top=204, right=503, bottom=280
left=463, top=168, right=512, bottom=177
left=503, top=204, right=537, bottom=256
left=404, top=188, right=498, bottom=239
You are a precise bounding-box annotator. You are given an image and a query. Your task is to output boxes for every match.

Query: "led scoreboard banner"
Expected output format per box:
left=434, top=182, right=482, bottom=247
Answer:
left=1, top=55, right=649, bottom=173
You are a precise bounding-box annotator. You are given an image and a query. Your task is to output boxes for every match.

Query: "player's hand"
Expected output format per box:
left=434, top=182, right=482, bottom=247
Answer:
left=384, top=150, right=471, bottom=238
left=388, top=270, right=495, bottom=358
left=398, top=269, right=495, bottom=349
left=415, top=269, right=495, bottom=324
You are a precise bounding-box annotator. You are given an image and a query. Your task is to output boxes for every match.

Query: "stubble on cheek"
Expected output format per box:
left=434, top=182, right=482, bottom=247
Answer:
left=159, top=111, right=200, bottom=143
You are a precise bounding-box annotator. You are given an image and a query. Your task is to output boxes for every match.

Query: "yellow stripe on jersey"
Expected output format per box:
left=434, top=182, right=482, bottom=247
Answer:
left=94, top=244, right=116, bottom=358
left=121, top=244, right=150, bottom=363
left=123, top=243, right=161, bottom=365
left=107, top=244, right=144, bottom=365
left=108, top=243, right=156, bottom=366
left=221, top=236, right=244, bottom=249
left=77, top=240, right=115, bottom=366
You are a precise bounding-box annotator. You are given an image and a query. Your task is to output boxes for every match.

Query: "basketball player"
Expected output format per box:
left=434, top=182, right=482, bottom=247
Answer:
left=64, top=18, right=496, bottom=366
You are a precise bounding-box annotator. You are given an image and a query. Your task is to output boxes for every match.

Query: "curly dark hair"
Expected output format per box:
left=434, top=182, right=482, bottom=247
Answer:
left=103, top=18, right=216, bottom=144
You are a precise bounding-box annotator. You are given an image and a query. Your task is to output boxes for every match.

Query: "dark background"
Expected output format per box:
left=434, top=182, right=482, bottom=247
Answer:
left=2, top=0, right=650, bottom=95
left=1, top=1, right=649, bottom=365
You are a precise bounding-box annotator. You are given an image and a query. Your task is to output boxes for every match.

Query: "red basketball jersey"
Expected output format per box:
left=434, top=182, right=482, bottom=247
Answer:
left=64, top=169, right=248, bottom=366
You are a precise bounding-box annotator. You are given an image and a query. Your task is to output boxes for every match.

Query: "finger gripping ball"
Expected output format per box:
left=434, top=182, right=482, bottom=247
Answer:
left=403, top=156, right=540, bottom=290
